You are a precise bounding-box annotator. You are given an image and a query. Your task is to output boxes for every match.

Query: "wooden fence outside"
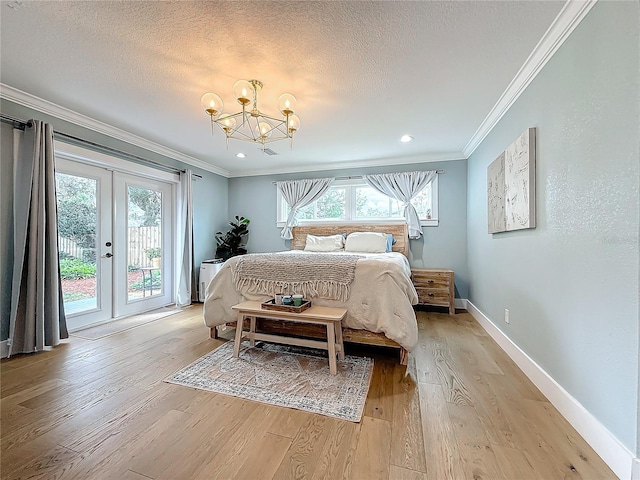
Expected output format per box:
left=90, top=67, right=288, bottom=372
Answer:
left=126, top=226, right=161, bottom=267
left=58, top=226, right=161, bottom=267
left=58, top=236, right=87, bottom=261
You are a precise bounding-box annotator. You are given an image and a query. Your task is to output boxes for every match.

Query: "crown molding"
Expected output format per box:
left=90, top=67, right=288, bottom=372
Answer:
left=228, top=152, right=466, bottom=178
left=462, top=0, right=598, bottom=158
left=0, top=83, right=230, bottom=178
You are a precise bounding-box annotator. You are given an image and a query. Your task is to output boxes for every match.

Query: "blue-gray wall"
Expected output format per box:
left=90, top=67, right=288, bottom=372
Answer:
left=229, top=159, right=469, bottom=298
left=467, top=1, right=639, bottom=453
left=0, top=99, right=229, bottom=340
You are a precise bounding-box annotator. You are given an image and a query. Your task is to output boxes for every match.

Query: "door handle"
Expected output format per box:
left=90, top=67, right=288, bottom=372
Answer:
left=102, top=253, right=113, bottom=258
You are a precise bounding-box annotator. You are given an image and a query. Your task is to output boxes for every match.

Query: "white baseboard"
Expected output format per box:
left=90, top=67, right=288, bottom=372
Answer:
left=1, top=339, right=8, bottom=358
left=455, top=298, right=468, bottom=310
left=466, top=300, right=637, bottom=480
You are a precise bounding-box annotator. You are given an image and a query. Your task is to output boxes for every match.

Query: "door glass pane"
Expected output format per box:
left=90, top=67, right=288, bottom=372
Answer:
left=56, top=173, right=98, bottom=314
left=127, top=186, right=163, bottom=300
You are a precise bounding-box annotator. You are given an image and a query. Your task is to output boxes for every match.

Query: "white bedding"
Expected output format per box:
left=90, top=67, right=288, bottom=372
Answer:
left=203, top=250, right=419, bottom=351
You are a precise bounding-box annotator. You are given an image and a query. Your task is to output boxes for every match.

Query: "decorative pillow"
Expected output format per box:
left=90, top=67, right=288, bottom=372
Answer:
left=386, top=234, right=396, bottom=253
left=344, top=232, right=388, bottom=253
left=304, top=234, right=345, bottom=252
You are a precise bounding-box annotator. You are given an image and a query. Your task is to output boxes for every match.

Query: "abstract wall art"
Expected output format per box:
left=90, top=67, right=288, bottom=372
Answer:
left=487, top=151, right=506, bottom=234
left=487, top=127, right=536, bottom=233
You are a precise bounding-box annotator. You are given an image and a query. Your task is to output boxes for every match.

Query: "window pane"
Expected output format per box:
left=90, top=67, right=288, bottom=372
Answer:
left=390, top=199, right=403, bottom=217
left=316, top=187, right=345, bottom=219
left=56, top=173, right=97, bottom=314
left=355, top=186, right=399, bottom=218
left=284, top=187, right=345, bottom=220
left=296, top=203, right=314, bottom=219
left=411, top=184, right=433, bottom=219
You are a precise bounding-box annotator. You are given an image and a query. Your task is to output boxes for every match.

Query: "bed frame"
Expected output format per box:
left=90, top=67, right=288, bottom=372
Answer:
left=212, top=223, right=411, bottom=365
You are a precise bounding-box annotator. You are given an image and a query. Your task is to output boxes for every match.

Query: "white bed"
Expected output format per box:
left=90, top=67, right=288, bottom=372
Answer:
left=202, top=223, right=419, bottom=362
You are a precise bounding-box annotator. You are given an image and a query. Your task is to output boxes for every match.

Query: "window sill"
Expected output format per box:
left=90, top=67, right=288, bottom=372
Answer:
left=420, top=219, right=439, bottom=227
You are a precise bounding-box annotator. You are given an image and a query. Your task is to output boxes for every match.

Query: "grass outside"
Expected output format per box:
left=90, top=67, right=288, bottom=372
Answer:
left=62, top=270, right=162, bottom=302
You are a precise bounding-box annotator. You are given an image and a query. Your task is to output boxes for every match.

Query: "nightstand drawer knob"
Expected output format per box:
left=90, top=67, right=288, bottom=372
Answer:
left=428, top=293, right=434, bottom=297
left=428, top=280, right=434, bottom=283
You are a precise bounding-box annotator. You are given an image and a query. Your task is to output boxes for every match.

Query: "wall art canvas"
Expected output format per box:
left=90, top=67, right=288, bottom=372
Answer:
left=487, top=152, right=506, bottom=233
left=487, top=127, right=536, bottom=233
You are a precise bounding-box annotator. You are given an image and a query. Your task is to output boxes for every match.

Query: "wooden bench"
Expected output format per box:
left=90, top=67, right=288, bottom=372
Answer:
left=231, top=301, right=347, bottom=375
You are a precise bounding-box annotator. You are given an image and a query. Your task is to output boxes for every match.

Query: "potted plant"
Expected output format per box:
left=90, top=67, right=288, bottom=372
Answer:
left=146, top=247, right=162, bottom=269
left=216, top=216, right=250, bottom=261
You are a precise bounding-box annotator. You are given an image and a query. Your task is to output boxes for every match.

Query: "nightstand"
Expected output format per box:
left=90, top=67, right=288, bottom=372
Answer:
left=411, top=268, right=455, bottom=315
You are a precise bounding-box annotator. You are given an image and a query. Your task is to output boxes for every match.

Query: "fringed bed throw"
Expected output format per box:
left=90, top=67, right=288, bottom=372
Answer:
left=232, top=253, right=361, bottom=302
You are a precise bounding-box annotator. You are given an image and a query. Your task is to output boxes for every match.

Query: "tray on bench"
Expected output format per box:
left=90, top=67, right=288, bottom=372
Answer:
left=261, top=298, right=312, bottom=313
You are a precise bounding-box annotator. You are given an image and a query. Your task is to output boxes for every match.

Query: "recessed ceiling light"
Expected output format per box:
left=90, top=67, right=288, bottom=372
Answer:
left=236, top=153, right=246, bottom=158
left=400, top=135, right=414, bottom=143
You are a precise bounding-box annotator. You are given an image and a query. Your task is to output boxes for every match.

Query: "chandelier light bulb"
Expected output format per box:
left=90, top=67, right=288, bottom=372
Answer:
left=218, top=114, right=236, bottom=133
left=257, top=121, right=272, bottom=138
left=233, top=80, right=253, bottom=106
left=278, top=93, right=297, bottom=116
left=288, top=114, right=300, bottom=133
left=200, top=93, right=223, bottom=118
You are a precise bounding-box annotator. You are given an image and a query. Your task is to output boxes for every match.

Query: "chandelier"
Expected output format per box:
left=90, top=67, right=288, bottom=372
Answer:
left=201, top=79, right=300, bottom=151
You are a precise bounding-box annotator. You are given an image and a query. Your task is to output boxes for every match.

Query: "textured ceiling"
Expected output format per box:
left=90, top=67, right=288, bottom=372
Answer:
left=0, top=1, right=564, bottom=176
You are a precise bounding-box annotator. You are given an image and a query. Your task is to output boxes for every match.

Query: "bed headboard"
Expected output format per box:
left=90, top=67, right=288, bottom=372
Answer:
left=291, top=223, right=409, bottom=257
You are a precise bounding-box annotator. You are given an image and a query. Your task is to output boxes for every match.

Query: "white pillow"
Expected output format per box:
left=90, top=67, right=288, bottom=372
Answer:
left=344, top=231, right=388, bottom=253
left=304, top=234, right=344, bottom=252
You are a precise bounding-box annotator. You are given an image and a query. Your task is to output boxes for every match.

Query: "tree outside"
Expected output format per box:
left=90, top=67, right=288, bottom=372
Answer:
left=128, top=186, right=161, bottom=227
left=56, top=173, right=97, bottom=263
left=295, top=187, right=346, bottom=220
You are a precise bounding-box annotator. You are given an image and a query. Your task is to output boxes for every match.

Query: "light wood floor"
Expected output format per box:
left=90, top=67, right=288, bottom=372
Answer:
left=1, top=306, right=615, bottom=480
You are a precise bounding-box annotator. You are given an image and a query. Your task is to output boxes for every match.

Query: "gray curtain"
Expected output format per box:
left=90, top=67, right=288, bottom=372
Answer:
left=176, top=169, right=194, bottom=306
left=363, top=170, right=437, bottom=239
left=9, top=120, right=68, bottom=356
left=277, top=178, right=334, bottom=239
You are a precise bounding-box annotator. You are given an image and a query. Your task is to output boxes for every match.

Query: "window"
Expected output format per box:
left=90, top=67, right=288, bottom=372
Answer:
left=277, top=177, right=438, bottom=227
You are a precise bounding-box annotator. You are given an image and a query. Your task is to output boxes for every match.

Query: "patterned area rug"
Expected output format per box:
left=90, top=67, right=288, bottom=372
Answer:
left=71, top=306, right=182, bottom=340
left=165, top=341, right=373, bottom=422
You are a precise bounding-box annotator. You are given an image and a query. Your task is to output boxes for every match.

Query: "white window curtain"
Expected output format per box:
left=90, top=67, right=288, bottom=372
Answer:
left=363, top=170, right=437, bottom=239
left=175, top=170, right=194, bottom=306
left=9, top=120, right=68, bottom=356
left=277, top=178, right=334, bottom=239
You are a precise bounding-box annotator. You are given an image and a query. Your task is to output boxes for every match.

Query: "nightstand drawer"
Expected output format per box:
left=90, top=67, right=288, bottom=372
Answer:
left=410, top=272, right=450, bottom=289
left=416, top=288, right=450, bottom=306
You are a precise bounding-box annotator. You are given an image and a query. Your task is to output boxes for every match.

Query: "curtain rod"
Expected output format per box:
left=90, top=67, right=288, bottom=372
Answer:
left=271, top=171, right=444, bottom=184
left=1, top=113, right=31, bottom=129
left=0, top=113, right=202, bottom=179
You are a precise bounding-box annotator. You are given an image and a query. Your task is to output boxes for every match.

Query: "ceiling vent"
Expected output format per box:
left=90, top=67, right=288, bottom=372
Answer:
left=262, top=148, right=278, bottom=156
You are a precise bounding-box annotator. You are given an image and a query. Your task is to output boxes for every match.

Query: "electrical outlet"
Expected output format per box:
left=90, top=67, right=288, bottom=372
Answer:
left=504, top=309, right=510, bottom=324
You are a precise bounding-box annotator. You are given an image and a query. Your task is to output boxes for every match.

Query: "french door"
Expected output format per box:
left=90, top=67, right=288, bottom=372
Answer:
left=56, top=159, right=174, bottom=331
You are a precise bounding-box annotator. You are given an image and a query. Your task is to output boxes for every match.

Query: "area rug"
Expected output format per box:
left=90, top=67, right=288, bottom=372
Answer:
left=70, top=306, right=182, bottom=340
left=165, top=341, right=374, bottom=422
